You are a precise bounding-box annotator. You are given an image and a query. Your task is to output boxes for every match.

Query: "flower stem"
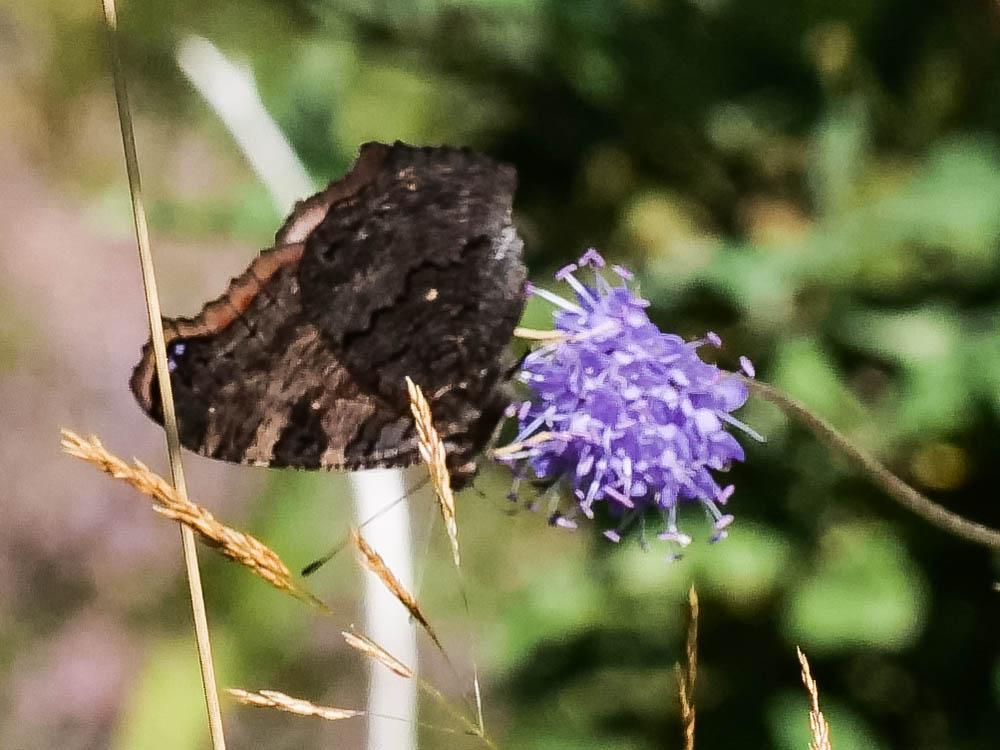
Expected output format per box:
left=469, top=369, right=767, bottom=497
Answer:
left=747, top=378, right=1000, bottom=550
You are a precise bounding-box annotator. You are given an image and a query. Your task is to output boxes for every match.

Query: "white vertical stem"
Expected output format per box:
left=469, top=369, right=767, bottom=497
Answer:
left=351, top=470, right=418, bottom=750
left=175, top=35, right=418, bottom=750
left=176, top=36, right=313, bottom=211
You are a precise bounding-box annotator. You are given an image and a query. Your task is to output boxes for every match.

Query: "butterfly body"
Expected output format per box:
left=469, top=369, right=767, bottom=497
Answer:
left=131, top=142, right=526, bottom=487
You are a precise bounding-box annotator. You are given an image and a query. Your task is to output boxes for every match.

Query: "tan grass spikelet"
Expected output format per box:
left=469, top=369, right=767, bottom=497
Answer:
left=405, top=377, right=461, bottom=569
left=60, top=429, right=327, bottom=610
left=342, top=630, right=414, bottom=679
left=351, top=528, right=443, bottom=650
left=797, top=647, right=833, bottom=750
left=512, top=325, right=567, bottom=342
left=228, top=688, right=362, bottom=721
left=675, top=586, right=699, bottom=750
left=491, top=430, right=561, bottom=459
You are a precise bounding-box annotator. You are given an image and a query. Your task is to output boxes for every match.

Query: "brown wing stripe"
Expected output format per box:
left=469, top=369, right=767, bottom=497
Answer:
left=130, top=242, right=305, bottom=413
left=273, top=142, right=390, bottom=245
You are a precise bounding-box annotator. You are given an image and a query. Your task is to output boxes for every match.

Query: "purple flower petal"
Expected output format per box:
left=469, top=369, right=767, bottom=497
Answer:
left=611, top=264, right=634, bottom=280
left=714, top=514, right=735, bottom=531
left=555, top=263, right=578, bottom=281
left=578, top=248, right=606, bottom=267
left=548, top=512, right=578, bottom=530
left=658, top=530, right=693, bottom=547
left=499, top=252, right=759, bottom=549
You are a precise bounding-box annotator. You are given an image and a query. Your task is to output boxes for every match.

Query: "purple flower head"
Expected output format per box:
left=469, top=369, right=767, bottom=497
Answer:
left=500, top=250, right=760, bottom=554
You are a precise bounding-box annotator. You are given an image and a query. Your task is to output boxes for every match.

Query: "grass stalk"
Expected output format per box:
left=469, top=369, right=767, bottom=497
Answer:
left=796, top=648, right=832, bottom=750
left=406, top=378, right=489, bottom=735
left=675, top=586, right=698, bottom=750
left=99, top=0, right=226, bottom=745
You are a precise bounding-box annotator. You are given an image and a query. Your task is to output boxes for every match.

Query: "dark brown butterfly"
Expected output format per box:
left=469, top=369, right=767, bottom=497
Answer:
left=130, top=141, right=526, bottom=488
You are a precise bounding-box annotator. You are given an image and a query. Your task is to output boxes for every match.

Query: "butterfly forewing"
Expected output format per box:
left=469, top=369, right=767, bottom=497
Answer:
left=131, top=141, right=525, bottom=485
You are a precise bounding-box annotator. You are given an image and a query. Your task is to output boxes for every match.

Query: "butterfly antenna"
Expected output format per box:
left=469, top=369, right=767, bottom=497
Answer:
left=301, top=474, right=431, bottom=576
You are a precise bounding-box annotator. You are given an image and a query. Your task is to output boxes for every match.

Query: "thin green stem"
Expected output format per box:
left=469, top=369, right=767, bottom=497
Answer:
left=100, top=1, right=227, bottom=746
left=748, top=378, right=1000, bottom=550
left=416, top=678, right=498, bottom=749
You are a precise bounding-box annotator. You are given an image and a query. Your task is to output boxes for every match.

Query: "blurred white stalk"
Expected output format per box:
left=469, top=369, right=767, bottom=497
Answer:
left=349, top=468, right=417, bottom=750
left=176, top=37, right=312, bottom=210
left=176, top=35, right=418, bottom=750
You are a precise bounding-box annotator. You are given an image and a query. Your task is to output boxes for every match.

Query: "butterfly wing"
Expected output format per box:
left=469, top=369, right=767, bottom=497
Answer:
left=131, top=142, right=525, bottom=481
left=297, top=143, right=526, bottom=470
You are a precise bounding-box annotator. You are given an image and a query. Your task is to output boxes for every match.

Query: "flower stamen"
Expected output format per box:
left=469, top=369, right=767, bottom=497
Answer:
left=525, top=282, right=585, bottom=314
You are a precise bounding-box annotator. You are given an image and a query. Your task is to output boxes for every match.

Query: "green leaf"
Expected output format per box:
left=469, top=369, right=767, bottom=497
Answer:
left=840, top=307, right=973, bottom=435
left=808, top=98, right=871, bottom=217
left=769, top=690, right=889, bottom=750
left=695, top=522, right=794, bottom=609
left=771, top=337, right=866, bottom=428
left=111, top=634, right=235, bottom=750
left=887, top=137, right=1000, bottom=264
left=783, top=523, right=928, bottom=651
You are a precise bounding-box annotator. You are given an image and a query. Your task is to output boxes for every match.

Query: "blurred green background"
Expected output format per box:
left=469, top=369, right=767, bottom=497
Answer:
left=1, top=1, right=999, bottom=748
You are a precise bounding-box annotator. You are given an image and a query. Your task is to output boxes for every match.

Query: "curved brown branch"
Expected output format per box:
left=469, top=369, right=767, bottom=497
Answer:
left=747, top=378, right=1000, bottom=550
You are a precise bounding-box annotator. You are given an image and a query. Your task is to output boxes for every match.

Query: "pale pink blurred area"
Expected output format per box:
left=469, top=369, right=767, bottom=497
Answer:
left=4, top=610, right=138, bottom=750
left=0, top=138, right=264, bottom=560
left=0, top=61, right=268, bottom=746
